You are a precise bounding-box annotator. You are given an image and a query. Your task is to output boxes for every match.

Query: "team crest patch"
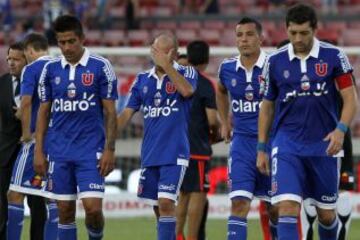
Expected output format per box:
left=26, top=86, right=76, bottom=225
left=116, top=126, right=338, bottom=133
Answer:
left=67, top=83, right=76, bottom=98
left=301, top=74, right=310, bottom=91
left=283, top=70, right=290, bottom=79
left=231, top=78, right=237, bottom=87
left=271, top=180, right=277, bottom=194
left=82, top=73, right=94, bottom=86
left=154, top=91, right=162, bottom=106
left=165, top=82, right=176, bottom=94
left=55, top=76, right=61, bottom=85
left=315, top=63, right=328, bottom=77
left=245, top=92, right=254, bottom=101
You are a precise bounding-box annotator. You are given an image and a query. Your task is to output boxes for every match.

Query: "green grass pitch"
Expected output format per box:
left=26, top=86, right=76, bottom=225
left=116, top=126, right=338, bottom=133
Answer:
left=21, top=217, right=360, bottom=239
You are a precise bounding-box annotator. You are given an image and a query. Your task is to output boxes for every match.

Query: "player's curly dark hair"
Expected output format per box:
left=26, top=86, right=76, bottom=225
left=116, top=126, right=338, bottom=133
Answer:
left=286, top=4, right=317, bottom=29
left=53, top=15, right=84, bottom=37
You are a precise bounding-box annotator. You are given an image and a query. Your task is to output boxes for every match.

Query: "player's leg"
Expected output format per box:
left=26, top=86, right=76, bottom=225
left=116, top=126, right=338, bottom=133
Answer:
left=301, top=198, right=317, bottom=240
left=44, top=199, right=59, bottom=240
left=7, top=142, right=34, bottom=240
left=158, top=164, right=187, bottom=240
left=57, top=200, right=77, bottom=240
left=6, top=191, right=25, bottom=240
left=76, top=157, right=106, bottom=240
left=187, top=192, right=207, bottom=240
left=176, top=191, right=190, bottom=240
left=336, top=191, right=352, bottom=240
left=308, top=156, right=339, bottom=240
left=198, top=198, right=209, bottom=240
left=47, top=159, right=77, bottom=240
left=271, top=149, right=304, bottom=239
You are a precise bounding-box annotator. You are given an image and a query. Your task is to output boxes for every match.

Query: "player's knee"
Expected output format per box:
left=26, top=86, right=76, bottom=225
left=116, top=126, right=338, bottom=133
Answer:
left=158, top=198, right=175, bottom=216
left=267, top=204, right=279, bottom=223
left=7, top=191, right=24, bottom=204
left=317, top=208, right=336, bottom=226
left=58, top=202, right=76, bottom=223
left=278, top=200, right=300, bottom=216
left=231, top=198, right=250, bottom=217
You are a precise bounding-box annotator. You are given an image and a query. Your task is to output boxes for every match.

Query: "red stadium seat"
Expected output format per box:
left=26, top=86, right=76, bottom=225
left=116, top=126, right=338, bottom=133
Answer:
left=342, top=29, right=360, bottom=45
left=179, top=21, right=202, bottom=30
left=128, top=30, right=150, bottom=46
left=103, top=30, right=126, bottom=46
left=316, top=29, right=339, bottom=44
left=203, top=20, right=226, bottom=30
left=325, top=21, right=346, bottom=34
left=149, top=6, right=173, bottom=16
left=85, top=30, right=102, bottom=46
left=199, top=29, right=221, bottom=45
left=156, top=21, right=177, bottom=30
left=176, top=29, right=198, bottom=46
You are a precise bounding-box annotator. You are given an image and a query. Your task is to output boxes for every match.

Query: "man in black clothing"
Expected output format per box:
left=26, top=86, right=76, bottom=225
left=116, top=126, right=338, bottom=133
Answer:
left=176, top=41, right=220, bottom=240
left=0, top=42, right=47, bottom=240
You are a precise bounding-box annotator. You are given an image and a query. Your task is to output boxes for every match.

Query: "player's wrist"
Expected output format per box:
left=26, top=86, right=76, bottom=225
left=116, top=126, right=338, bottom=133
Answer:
left=336, top=122, right=348, bottom=133
left=257, top=142, right=267, bottom=152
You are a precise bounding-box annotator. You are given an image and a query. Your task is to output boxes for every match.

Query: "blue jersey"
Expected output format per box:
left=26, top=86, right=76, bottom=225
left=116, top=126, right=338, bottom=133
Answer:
left=263, top=39, right=353, bottom=156
left=39, top=48, right=118, bottom=161
left=21, top=56, right=53, bottom=133
left=218, top=51, right=267, bottom=137
left=126, top=62, right=197, bottom=167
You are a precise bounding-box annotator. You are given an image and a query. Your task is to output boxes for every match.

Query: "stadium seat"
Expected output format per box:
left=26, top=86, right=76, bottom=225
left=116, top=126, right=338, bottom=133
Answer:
left=199, top=29, right=221, bottom=45
left=203, top=20, right=226, bottom=30
left=342, top=29, right=360, bottom=45
left=176, top=29, right=198, bottom=46
left=85, top=30, right=102, bottom=46
left=325, top=21, right=346, bottom=34
left=127, top=169, right=142, bottom=194
left=128, top=30, right=150, bottom=46
left=179, top=21, right=202, bottom=30
left=316, top=28, right=339, bottom=44
left=156, top=21, right=177, bottom=30
left=149, top=6, right=173, bottom=16
left=103, top=30, right=126, bottom=46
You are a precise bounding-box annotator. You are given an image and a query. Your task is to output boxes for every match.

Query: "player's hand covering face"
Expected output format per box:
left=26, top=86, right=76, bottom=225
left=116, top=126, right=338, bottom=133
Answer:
left=236, top=23, right=262, bottom=57
left=56, top=31, right=85, bottom=64
left=287, top=21, right=315, bottom=56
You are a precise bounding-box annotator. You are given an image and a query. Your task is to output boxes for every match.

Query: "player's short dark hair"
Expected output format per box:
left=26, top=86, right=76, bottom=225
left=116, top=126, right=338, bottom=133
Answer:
left=286, top=4, right=317, bottom=29
left=7, top=42, right=24, bottom=55
left=187, top=40, right=209, bottom=66
left=178, top=54, right=187, bottom=60
left=237, top=17, right=262, bottom=34
left=23, top=33, right=48, bottom=51
left=53, top=15, right=84, bottom=37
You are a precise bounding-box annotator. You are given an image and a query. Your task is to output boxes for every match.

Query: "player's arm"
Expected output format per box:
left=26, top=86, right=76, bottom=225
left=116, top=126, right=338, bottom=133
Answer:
left=34, top=102, right=51, bottom=176
left=151, top=46, right=194, bottom=98
left=206, top=107, right=221, bottom=143
left=20, top=95, right=32, bottom=143
left=216, top=81, right=231, bottom=143
left=325, top=74, right=358, bottom=156
left=117, top=108, right=136, bottom=132
left=99, top=99, right=117, bottom=177
left=257, top=99, right=275, bottom=176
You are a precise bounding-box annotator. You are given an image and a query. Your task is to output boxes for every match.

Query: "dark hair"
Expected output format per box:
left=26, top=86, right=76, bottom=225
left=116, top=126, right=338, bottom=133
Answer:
left=187, top=40, right=209, bottom=66
left=7, top=42, right=24, bottom=55
left=237, top=17, right=262, bottom=34
left=53, top=15, right=84, bottom=37
left=178, top=54, right=187, bottom=60
left=286, top=4, right=317, bottom=29
left=23, top=33, right=48, bottom=51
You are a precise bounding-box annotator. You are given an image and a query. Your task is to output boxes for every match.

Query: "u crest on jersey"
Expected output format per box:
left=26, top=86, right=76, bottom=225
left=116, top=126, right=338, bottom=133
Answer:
left=315, top=63, right=328, bottom=77
left=82, top=73, right=94, bottom=86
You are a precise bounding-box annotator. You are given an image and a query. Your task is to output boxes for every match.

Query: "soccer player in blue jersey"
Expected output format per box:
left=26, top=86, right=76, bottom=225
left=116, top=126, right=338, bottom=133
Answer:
left=7, top=33, right=58, bottom=240
left=257, top=4, right=358, bottom=240
left=34, top=15, right=118, bottom=240
left=117, top=33, right=197, bottom=240
left=217, top=17, right=276, bottom=240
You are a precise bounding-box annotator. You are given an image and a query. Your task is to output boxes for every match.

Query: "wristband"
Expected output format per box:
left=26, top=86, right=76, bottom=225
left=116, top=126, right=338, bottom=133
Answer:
left=257, top=142, right=267, bottom=152
left=336, top=122, right=348, bottom=133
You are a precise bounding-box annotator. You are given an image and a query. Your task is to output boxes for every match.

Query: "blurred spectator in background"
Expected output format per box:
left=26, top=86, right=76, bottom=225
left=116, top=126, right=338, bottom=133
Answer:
left=126, top=0, right=140, bottom=30
left=0, top=0, right=13, bottom=45
left=179, top=0, right=219, bottom=14
left=96, top=0, right=112, bottom=30
left=322, top=0, right=338, bottom=14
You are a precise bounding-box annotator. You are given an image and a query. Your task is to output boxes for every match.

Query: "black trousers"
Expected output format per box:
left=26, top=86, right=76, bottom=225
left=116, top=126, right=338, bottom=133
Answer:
left=0, top=156, right=47, bottom=240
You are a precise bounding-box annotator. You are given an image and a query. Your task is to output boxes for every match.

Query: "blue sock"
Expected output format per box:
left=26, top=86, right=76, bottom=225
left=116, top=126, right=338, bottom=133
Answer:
left=318, top=217, right=338, bottom=240
left=277, top=216, right=299, bottom=240
left=158, top=216, right=176, bottom=240
left=270, top=220, right=278, bottom=239
left=44, top=202, right=58, bottom=240
left=227, top=216, right=247, bottom=240
left=58, top=222, right=77, bottom=240
left=87, top=225, right=103, bottom=240
left=7, top=204, right=24, bottom=240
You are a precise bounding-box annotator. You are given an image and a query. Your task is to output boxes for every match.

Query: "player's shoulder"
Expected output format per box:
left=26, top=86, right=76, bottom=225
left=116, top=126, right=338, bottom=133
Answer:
left=318, top=40, right=344, bottom=56
left=89, top=53, right=112, bottom=66
left=26, top=56, right=54, bottom=70
left=268, top=45, right=289, bottom=62
left=219, top=56, right=238, bottom=70
left=44, top=57, right=62, bottom=68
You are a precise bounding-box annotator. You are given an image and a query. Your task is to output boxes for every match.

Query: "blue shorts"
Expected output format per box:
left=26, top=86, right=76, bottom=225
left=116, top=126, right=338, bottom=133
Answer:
left=271, top=146, right=340, bottom=209
left=137, top=164, right=187, bottom=206
left=46, top=154, right=104, bottom=201
left=228, top=135, right=271, bottom=202
left=9, top=141, right=48, bottom=197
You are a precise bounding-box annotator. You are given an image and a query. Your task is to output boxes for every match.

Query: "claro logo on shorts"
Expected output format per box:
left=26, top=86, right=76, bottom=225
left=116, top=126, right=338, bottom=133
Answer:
left=52, top=93, right=96, bottom=112
left=89, top=183, right=104, bottom=190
